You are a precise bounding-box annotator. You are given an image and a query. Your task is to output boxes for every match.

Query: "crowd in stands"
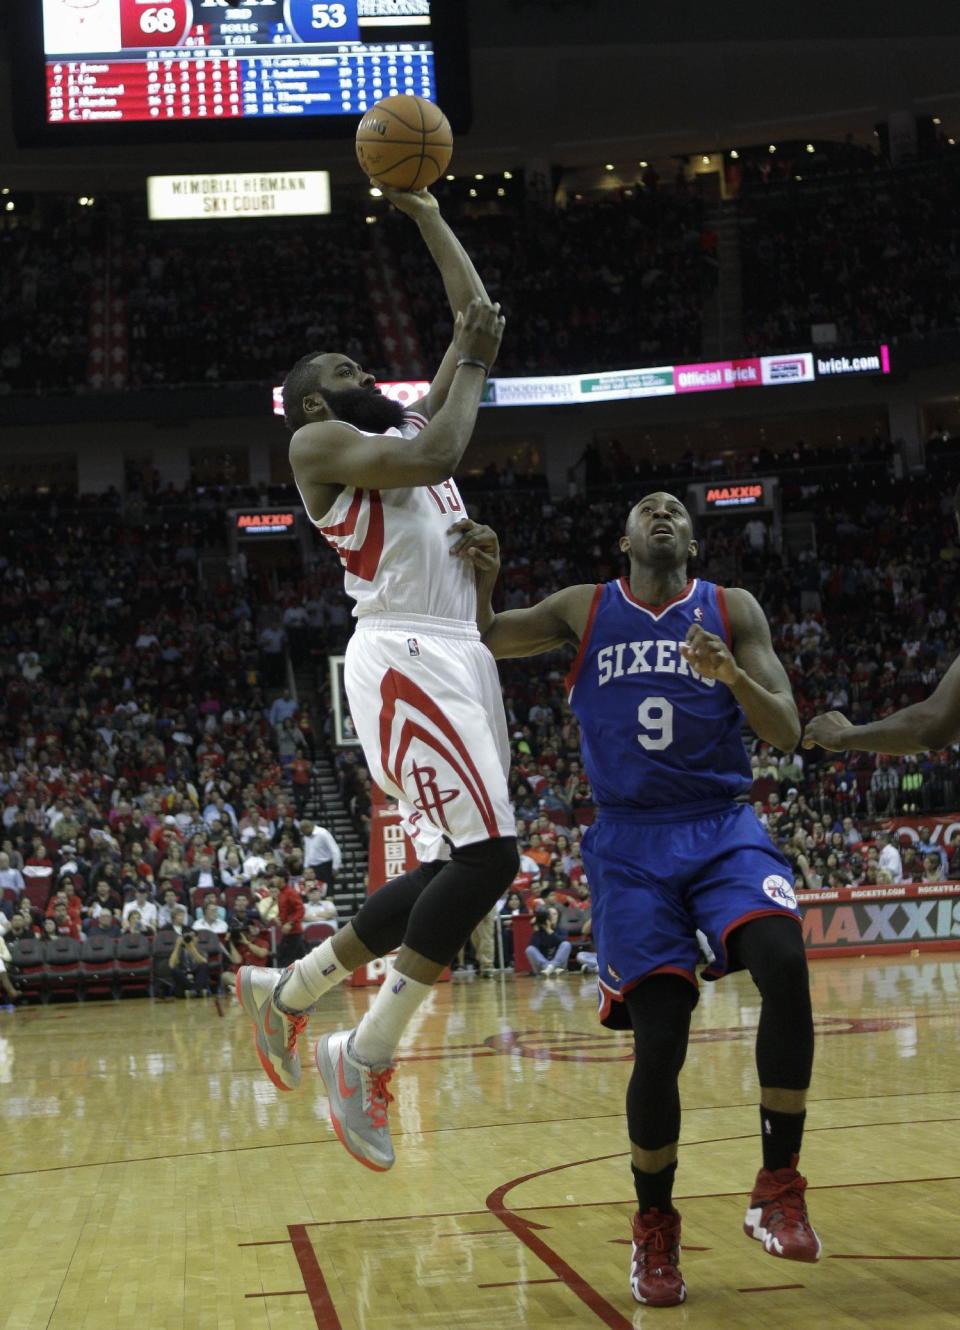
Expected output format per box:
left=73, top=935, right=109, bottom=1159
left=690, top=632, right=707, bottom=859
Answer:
left=740, top=158, right=960, bottom=353
left=1, top=186, right=713, bottom=396
left=0, top=197, right=103, bottom=396
left=0, top=505, right=342, bottom=1003
left=5, top=154, right=960, bottom=398
left=115, top=211, right=384, bottom=391
left=388, top=188, right=714, bottom=374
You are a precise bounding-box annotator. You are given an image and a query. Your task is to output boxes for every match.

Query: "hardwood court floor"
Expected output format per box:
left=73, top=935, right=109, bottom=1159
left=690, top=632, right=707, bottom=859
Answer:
left=1, top=955, right=958, bottom=1330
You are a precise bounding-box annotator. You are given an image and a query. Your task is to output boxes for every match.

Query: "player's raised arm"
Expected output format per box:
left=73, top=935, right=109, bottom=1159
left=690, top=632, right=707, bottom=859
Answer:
left=680, top=587, right=801, bottom=752
left=289, top=299, right=503, bottom=504
left=803, top=652, right=960, bottom=754
left=446, top=518, right=596, bottom=654
left=381, top=187, right=494, bottom=419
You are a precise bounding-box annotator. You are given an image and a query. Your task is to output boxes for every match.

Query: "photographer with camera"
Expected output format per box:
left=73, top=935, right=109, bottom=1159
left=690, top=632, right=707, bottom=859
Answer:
left=221, top=912, right=271, bottom=985
left=165, top=906, right=210, bottom=999
left=525, top=904, right=572, bottom=978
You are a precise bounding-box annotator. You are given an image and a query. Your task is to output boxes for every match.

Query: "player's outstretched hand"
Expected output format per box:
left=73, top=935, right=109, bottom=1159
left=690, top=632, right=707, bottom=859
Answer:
left=802, top=711, right=854, bottom=751
left=454, top=297, right=505, bottom=370
left=377, top=184, right=440, bottom=219
left=447, top=518, right=500, bottom=574
left=680, top=624, right=739, bottom=687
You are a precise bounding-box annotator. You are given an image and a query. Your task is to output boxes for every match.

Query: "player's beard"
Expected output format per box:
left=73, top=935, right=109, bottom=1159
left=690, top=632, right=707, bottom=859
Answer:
left=320, top=386, right=405, bottom=433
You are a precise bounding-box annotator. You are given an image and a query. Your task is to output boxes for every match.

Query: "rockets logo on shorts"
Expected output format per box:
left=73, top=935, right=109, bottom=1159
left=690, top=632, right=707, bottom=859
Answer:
left=407, top=638, right=420, bottom=656
left=762, top=874, right=797, bottom=909
left=410, top=761, right=459, bottom=831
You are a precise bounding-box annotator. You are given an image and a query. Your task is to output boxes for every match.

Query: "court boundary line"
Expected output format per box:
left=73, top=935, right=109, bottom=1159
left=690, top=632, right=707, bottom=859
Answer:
left=7, top=1106, right=957, bottom=1181
left=237, top=1173, right=960, bottom=1325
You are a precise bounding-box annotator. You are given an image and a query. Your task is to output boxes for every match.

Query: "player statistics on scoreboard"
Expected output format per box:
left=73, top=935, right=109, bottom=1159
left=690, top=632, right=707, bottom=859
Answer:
left=42, top=0, right=435, bottom=124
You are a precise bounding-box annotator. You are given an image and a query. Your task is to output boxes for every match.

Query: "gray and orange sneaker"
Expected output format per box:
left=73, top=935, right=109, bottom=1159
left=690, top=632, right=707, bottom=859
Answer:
left=315, top=1029, right=396, bottom=1172
left=236, top=965, right=310, bottom=1092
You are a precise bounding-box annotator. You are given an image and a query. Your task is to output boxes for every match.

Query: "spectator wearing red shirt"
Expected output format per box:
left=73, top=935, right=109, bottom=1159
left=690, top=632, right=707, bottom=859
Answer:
left=23, top=838, right=55, bottom=905
left=289, top=756, right=312, bottom=816
left=49, top=904, right=81, bottom=941
left=276, top=874, right=305, bottom=967
left=45, top=888, right=83, bottom=928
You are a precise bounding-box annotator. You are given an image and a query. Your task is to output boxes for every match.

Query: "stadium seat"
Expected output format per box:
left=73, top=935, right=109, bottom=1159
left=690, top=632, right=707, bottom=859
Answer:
left=303, top=922, right=335, bottom=949
left=224, top=886, right=246, bottom=912
left=44, top=936, right=84, bottom=1000
left=24, top=881, right=52, bottom=913
left=151, top=929, right=177, bottom=998
left=190, top=886, right=221, bottom=914
left=114, top=934, right=153, bottom=997
left=9, top=937, right=48, bottom=1002
left=80, top=935, right=118, bottom=1000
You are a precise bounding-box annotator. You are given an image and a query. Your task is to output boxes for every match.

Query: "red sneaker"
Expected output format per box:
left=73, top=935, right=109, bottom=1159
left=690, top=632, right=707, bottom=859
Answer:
left=630, top=1208, right=687, bottom=1306
left=744, top=1166, right=822, bottom=1262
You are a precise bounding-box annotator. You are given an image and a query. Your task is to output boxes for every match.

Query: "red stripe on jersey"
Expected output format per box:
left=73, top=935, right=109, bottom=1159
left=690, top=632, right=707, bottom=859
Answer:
left=716, top=585, right=733, bottom=648
left=564, top=584, right=603, bottom=698
left=378, top=668, right=499, bottom=837
left=319, top=489, right=384, bottom=583
left=319, top=487, right=363, bottom=539
left=618, top=576, right=694, bottom=614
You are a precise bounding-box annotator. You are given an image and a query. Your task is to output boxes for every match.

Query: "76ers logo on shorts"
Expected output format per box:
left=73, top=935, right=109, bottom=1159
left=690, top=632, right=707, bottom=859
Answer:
left=762, top=874, right=797, bottom=909
left=410, top=761, right=458, bottom=831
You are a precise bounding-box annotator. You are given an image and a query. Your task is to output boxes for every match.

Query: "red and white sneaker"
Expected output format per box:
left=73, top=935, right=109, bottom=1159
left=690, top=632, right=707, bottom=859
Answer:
left=744, top=1166, right=822, bottom=1262
left=630, top=1208, right=687, bottom=1306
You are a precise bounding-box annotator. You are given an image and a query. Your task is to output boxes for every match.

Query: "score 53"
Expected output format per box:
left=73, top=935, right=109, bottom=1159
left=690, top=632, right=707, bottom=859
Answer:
left=284, top=0, right=360, bottom=42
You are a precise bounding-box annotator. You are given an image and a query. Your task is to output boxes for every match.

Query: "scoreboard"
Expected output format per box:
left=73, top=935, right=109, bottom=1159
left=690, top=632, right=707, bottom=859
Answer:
left=43, top=0, right=433, bottom=124
left=14, top=0, right=467, bottom=144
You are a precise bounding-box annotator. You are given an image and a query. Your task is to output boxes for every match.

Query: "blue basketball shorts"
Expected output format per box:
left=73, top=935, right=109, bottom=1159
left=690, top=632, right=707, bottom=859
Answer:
left=580, top=801, right=801, bottom=1029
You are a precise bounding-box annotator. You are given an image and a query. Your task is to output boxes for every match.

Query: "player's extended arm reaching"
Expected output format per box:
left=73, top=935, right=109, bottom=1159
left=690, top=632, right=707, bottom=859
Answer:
left=803, top=653, right=960, bottom=754
left=381, top=187, right=494, bottom=419
left=804, top=484, right=960, bottom=754
left=452, top=519, right=800, bottom=752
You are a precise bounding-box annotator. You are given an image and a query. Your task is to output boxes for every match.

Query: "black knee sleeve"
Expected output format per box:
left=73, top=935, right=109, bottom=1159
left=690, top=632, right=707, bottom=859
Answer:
left=402, top=836, right=519, bottom=966
left=728, top=916, right=814, bottom=1090
left=351, top=861, right=444, bottom=956
left=624, top=976, right=696, bottom=1149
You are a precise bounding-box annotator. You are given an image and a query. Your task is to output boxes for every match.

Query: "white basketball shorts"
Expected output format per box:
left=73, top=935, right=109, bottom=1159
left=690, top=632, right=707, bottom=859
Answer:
left=345, top=614, right=515, bottom=860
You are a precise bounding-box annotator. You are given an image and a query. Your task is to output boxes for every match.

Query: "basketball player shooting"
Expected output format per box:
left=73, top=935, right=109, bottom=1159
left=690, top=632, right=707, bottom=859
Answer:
left=804, top=483, right=960, bottom=754
left=236, top=190, right=520, bottom=1173
left=470, top=494, right=820, bottom=1306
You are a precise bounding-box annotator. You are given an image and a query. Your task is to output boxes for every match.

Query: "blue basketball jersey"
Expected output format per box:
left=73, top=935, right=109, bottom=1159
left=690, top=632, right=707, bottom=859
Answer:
left=567, top=578, right=752, bottom=811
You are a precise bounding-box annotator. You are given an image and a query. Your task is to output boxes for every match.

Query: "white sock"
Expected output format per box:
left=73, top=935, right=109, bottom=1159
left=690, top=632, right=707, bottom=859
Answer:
left=352, top=971, right=433, bottom=1067
left=278, top=939, right=350, bottom=1012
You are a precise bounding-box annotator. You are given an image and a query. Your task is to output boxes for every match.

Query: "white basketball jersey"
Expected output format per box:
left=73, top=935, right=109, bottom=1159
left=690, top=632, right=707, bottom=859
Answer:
left=297, top=410, right=476, bottom=622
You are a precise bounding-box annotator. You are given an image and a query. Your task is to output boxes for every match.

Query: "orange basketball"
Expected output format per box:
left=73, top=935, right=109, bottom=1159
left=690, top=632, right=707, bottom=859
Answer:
left=356, top=95, right=453, bottom=191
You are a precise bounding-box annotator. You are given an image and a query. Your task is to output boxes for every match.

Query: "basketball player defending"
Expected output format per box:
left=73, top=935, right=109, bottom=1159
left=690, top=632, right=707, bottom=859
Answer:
left=236, top=189, right=519, bottom=1172
left=804, top=483, right=960, bottom=755
left=474, top=495, right=820, bottom=1305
